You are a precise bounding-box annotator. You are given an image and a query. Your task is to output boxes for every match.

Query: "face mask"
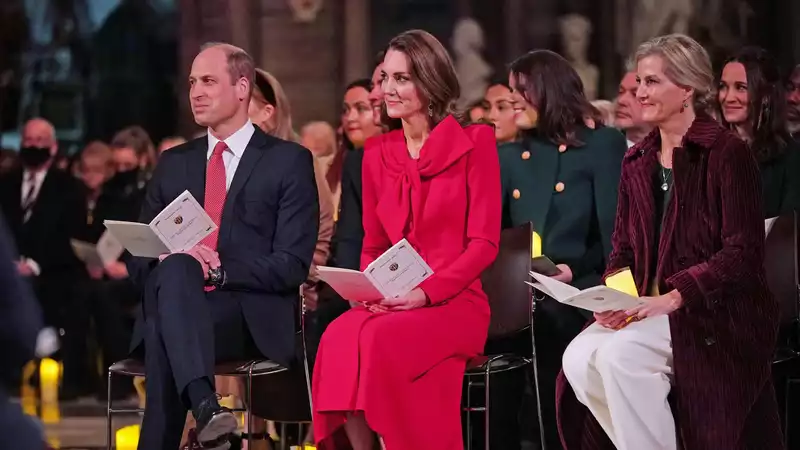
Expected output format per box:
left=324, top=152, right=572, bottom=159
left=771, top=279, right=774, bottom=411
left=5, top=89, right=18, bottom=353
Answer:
left=19, top=146, right=51, bottom=169
left=109, top=168, right=139, bottom=190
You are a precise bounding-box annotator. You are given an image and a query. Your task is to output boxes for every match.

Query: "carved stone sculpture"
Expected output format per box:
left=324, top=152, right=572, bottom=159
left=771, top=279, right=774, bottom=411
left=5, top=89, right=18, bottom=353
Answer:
left=559, top=14, right=599, bottom=101
left=451, top=17, right=492, bottom=109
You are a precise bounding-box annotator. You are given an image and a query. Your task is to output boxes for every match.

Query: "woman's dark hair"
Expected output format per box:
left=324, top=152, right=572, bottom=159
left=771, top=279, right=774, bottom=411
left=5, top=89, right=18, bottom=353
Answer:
left=340, top=78, right=374, bottom=151
left=509, top=50, right=602, bottom=146
left=717, top=46, right=789, bottom=162
left=380, top=29, right=467, bottom=131
left=487, top=77, right=512, bottom=92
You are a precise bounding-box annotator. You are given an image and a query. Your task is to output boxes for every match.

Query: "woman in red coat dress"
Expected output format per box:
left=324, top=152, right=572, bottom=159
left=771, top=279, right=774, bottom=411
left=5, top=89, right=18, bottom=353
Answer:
left=558, top=34, right=783, bottom=449
left=312, top=29, right=501, bottom=449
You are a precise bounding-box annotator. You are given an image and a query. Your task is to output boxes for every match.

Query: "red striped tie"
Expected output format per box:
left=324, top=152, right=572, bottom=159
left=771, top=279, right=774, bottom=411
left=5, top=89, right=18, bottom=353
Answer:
left=201, top=141, right=228, bottom=250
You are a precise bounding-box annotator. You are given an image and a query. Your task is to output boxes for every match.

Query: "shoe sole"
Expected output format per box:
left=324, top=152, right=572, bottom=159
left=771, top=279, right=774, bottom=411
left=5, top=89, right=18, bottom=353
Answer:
left=198, top=411, right=237, bottom=449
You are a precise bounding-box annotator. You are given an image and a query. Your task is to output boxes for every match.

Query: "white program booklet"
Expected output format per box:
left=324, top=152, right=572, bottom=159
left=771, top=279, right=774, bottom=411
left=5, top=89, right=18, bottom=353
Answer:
left=103, top=190, right=217, bottom=258
left=317, top=238, right=434, bottom=303
left=70, top=230, right=125, bottom=267
left=526, top=271, right=644, bottom=313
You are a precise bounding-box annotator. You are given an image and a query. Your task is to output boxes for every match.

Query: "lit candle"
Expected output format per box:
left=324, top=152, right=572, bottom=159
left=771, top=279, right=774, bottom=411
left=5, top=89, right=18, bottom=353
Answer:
left=605, top=267, right=639, bottom=297
left=116, top=425, right=140, bottom=450
left=39, top=358, right=60, bottom=424
left=21, top=360, right=37, bottom=417
left=531, top=232, right=542, bottom=258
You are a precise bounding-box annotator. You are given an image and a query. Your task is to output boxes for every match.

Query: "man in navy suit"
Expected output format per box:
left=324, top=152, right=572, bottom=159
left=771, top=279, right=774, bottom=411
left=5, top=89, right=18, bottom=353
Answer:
left=127, top=42, right=318, bottom=450
left=0, top=210, right=45, bottom=450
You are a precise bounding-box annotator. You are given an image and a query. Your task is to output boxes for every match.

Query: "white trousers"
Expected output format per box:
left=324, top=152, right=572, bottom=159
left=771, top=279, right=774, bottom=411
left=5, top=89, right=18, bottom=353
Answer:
left=562, top=315, right=676, bottom=450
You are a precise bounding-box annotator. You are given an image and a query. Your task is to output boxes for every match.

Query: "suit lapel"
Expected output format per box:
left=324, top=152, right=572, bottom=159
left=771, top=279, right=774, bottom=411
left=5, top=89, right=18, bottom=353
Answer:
left=187, top=139, right=207, bottom=207
left=220, top=128, right=268, bottom=243
left=522, top=139, right=558, bottom=234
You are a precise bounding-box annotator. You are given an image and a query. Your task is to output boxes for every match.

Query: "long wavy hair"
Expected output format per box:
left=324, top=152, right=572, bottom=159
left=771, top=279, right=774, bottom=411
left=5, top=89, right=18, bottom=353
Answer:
left=717, top=47, right=789, bottom=162
left=509, top=50, right=602, bottom=146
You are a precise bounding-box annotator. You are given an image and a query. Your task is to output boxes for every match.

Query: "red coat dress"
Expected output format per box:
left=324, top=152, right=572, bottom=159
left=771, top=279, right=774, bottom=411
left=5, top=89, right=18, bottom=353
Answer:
left=556, top=114, right=784, bottom=449
left=312, top=116, right=501, bottom=449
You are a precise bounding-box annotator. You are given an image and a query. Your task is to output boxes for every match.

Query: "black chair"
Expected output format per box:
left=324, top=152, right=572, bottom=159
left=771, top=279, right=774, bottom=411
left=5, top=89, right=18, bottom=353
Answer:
left=105, top=295, right=312, bottom=450
left=463, top=222, right=546, bottom=450
left=764, top=212, right=800, bottom=447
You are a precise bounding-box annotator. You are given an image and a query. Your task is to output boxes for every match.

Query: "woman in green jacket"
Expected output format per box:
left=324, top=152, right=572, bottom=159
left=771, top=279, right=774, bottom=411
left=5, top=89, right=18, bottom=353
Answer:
left=500, top=49, right=627, bottom=449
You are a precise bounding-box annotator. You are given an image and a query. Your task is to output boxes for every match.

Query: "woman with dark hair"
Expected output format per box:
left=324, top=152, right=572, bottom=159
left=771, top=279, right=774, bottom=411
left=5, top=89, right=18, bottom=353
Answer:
left=312, top=29, right=501, bottom=449
left=483, top=78, right=520, bottom=144
left=717, top=46, right=800, bottom=217
left=500, top=49, right=627, bottom=448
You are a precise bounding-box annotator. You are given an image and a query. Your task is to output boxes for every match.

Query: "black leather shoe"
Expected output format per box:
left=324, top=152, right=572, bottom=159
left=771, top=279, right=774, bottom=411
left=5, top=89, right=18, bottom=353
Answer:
left=194, top=396, right=237, bottom=450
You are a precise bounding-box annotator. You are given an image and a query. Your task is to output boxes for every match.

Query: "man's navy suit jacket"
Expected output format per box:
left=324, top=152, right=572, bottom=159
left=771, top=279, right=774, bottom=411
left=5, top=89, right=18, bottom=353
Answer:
left=128, top=126, right=319, bottom=366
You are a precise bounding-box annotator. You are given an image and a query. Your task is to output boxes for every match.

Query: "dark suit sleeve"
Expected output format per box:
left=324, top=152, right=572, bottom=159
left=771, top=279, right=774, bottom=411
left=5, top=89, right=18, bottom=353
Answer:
left=0, top=211, right=43, bottom=380
left=36, top=176, right=86, bottom=273
left=221, top=146, right=319, bottom=293
left=332, top=151, right=364, bottom=270
left=780, top=142, right=800, bottom=214
left=124, top=151, right=175, bottom=287
left=591, top=128, right=626, bottom=261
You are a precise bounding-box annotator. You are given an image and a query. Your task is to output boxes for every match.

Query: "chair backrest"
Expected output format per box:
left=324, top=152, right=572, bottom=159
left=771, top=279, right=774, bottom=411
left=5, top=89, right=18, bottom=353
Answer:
left=764, top=212, right=799, bottom=339
left=480, top=222, right=533, bottom=340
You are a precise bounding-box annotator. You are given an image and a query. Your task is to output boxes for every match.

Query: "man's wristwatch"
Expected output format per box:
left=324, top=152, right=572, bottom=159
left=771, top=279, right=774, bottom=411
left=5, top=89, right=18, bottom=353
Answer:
left=207, top=266, right=226, bottom=288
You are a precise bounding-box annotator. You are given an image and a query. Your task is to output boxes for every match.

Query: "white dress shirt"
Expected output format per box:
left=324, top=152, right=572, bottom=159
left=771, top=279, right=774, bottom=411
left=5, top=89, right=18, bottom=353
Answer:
left=206, top=120, right=256, bottom=190
left=20, top=169, right=47, bottom=207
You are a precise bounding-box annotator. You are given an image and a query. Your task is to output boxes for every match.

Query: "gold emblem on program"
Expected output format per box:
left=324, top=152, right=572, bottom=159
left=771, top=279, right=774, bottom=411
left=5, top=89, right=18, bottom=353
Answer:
left=174, top=216, right=183, bottom=225
left=389, top=263, right=399, bottom=271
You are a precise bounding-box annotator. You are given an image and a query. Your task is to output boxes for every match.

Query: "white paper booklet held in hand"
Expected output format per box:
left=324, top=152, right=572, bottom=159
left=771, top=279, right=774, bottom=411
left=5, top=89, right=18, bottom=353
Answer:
left=103, top=190, right=217, bottom=258
left=317, top=239, right=434, bottom=303
left=526, top=271, right=644, bottom=313
left=70, top=230, right=125, bottom=267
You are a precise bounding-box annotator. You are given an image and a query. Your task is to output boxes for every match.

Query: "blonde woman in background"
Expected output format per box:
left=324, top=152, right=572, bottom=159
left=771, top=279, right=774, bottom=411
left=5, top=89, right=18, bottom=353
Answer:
left=300, top=121, right=342, bottom=216
left=591, top=99, right=616, bottom=127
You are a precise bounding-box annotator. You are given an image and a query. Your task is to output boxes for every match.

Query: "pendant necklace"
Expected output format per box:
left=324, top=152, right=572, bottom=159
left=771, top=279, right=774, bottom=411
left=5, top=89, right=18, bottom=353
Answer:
left=660, top=167, right=672, bottom=191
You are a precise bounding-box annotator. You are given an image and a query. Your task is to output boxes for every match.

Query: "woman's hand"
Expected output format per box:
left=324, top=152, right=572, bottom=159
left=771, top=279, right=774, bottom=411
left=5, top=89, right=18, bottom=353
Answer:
left=378, top=288, right=429, bottom=311
left=594, top=310, right=631, bottom=329
left=626, top=289, right=683, bottom=320
left=552, top=264, right=573, bottom=283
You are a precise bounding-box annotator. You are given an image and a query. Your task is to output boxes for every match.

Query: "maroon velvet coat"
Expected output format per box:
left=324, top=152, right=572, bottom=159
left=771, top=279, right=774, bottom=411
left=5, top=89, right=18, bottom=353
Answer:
left=556, top=114, right=784, bottom=449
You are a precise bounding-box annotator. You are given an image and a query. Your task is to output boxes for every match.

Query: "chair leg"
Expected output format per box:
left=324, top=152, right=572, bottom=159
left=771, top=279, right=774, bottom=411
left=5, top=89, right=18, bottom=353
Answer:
left=248, top=365, right=254, bottom=450
left=786, top=378, right=793, bottom=449
left=466, top=378, right=472, bottom=450
left=280, top=422, right=288, bottom=450
left=484, top=367, right=490, bottom=450
left=106, top=370, right=113, bottom=449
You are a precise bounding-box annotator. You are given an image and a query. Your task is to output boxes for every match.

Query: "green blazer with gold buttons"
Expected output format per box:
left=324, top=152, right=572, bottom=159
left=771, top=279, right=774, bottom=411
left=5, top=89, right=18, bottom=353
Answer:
left=499, top=125, right=627, bottom=289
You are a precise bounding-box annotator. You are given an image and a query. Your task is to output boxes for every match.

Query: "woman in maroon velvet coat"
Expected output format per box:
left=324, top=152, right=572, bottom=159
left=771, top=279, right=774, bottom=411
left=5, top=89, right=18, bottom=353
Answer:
left=557, top=34, right=784, bottom=449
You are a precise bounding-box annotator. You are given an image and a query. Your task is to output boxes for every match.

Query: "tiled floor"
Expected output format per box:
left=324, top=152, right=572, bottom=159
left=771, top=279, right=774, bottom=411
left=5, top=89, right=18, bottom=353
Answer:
left=17, top=398, right=140, bottom=450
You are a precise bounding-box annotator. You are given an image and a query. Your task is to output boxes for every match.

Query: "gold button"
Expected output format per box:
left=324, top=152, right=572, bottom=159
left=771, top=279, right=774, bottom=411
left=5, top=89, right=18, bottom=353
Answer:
left=521, top=151, right=531, bottom=160
left=512, top=189, right=521, bottom=199
left=555, top=182, right=565, bottom=192
left=558, top=144, right=567, bottom=153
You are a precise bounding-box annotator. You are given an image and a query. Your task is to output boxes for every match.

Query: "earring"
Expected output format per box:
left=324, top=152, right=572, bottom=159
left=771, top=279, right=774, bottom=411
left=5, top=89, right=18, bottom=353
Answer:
left=680, top=101, right=688, bottom=113
left=427, top=102, right=433, bottom=117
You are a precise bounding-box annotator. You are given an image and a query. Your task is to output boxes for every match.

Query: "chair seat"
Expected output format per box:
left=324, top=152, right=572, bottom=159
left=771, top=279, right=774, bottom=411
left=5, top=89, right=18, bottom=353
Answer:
left=109, top=358, right=287, bottom=377
left=464, top=354, right=530, bottom=376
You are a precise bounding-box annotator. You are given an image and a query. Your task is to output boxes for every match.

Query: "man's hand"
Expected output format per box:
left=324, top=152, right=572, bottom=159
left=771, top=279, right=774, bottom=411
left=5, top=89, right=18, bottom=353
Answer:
left=17, top=260, right=33, bottom=277
left=104, top=261, right=129, bottom=280
left=159, top=245, right=220, bottom=280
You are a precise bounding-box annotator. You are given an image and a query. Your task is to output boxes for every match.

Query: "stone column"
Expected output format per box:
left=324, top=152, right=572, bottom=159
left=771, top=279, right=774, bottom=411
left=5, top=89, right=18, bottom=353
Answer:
left=343, top=0, right=370, bottom=83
